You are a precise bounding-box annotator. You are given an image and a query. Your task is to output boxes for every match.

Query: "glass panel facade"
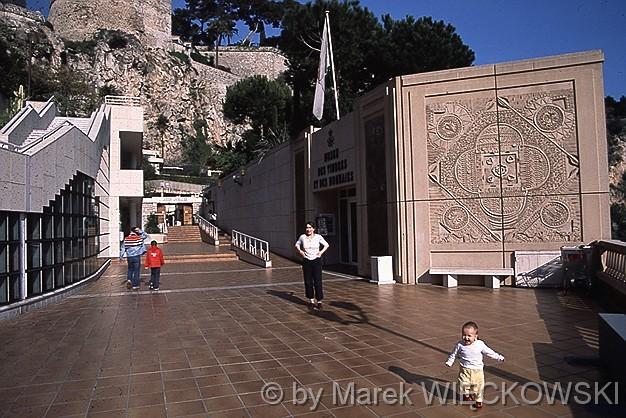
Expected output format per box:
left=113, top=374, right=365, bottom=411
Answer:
left=1, top=171, right=106, bottom=304
left=0, top=212, right=20, bottom=303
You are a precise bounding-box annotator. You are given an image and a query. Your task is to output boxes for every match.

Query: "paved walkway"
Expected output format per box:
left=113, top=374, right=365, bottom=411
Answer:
left=0, top=242, right=622, bottom=417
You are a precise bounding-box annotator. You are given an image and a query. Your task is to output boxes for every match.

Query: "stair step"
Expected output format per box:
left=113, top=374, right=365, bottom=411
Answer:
left=165, top=253, right=238, bottom=263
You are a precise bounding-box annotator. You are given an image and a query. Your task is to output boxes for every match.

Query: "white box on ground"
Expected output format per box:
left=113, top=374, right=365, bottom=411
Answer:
left=370, top=256, right=394, bottom=284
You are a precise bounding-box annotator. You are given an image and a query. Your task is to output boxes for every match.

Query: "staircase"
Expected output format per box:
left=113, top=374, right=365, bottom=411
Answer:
left=166, top=225, right=202, bottom=243
left=22, top=117, right=93, bottom=149
left=217, top=231, right=231, bottom=247
left=163, top=225, right=238, bottom=262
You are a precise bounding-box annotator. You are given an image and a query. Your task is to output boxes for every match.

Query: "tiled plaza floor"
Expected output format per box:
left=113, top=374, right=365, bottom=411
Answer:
left=0, top=243, right=623, bottom=417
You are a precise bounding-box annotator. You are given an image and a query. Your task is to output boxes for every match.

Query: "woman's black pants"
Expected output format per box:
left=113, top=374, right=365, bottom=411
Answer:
left=302, top=258, right=323, bottom=301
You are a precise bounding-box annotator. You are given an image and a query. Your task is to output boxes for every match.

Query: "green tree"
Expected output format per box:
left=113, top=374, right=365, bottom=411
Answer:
left=209, top=140, right=250, bottom=174
left=236, top=0, right=285, bottom=45
left=277, top=0, right=474, bottom=132
left=278, top=0, right=384, bottom=131
left=180, top=0, right=239, bottom=66
left=181, top=119, right=212, bottom=176
left=379, top=15, right=475, bottom=79
left=144, top=213, right=161, bottom=234
left=223, top=75, right=292, bottom=162
left=172, top=7, right=200, bottom=42
left=606, top=95, right=626, bottom=240
left=606, top=96, right=626, bottom=167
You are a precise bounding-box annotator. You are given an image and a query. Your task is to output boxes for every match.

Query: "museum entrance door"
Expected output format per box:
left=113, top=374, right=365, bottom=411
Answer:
left=339, top=193, right=358, bottom=265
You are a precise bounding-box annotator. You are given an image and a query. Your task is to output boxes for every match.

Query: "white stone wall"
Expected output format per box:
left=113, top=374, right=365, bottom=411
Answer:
left=212, top=141, right=296, bottom=259
left=106, top=104, right=144, bottom=257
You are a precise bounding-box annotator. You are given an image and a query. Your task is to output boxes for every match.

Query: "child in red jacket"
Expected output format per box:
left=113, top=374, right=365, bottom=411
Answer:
left=144, top=240, right=165, bottom=290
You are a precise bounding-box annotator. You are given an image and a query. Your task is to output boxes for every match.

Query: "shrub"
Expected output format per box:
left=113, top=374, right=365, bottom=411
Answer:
left=144, top=214, right=161, bottom=234
left=190, top=52, right=213, bottom=66
left=168, top=51, right=190, bottom=66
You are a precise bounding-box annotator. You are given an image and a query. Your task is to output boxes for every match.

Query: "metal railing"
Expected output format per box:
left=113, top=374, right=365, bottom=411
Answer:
left=104, top=96, right=141, bottom=107
left=231, top=229, right=270, bottom=262
left=195, top=214, right=219, bottom=242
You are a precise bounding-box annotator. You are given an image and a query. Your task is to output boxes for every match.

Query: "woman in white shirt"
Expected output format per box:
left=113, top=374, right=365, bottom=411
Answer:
left=295, top=221, right=330, bottom=309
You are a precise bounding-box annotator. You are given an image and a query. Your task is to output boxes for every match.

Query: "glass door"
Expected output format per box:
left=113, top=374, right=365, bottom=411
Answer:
left=340, top=196, right=358, bottom=265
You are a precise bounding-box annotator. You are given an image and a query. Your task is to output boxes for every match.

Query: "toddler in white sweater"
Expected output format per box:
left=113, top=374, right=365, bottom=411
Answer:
left=446, top=321, right=504, bottom=408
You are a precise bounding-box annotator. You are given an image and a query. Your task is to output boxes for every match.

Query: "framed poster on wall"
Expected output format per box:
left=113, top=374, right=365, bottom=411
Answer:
left=316, top=214, right=335, bottom=236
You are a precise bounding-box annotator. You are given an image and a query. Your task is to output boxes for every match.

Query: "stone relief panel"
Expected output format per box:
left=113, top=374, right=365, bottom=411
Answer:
left=426, top=86, right=581, bottom=244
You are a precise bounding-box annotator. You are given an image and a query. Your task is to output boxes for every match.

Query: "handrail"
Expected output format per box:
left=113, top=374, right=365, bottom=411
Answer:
left=592, top=240, right=626, bottom=287
left=18, top=122, right=69, bottom=153
left=195, top=214, right=219, bottom=243
left=0, top=140, right=19, bottom=152
left=231, top=229, right=270, bottom=262
left=104, top=96, right=141, bottom=107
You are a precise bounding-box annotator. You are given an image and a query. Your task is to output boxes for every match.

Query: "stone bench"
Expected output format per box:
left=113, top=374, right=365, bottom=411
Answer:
left=429, top=268, right=514, bottom=288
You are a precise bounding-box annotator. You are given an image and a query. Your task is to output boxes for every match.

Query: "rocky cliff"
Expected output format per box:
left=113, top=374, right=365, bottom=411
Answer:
left=0, top=3, right=287, bottom=162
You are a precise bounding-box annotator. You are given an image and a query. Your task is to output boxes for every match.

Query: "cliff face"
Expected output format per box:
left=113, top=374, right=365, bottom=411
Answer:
left=1, top=3, right=287, bottom=162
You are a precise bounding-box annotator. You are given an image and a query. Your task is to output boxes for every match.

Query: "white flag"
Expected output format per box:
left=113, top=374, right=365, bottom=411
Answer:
left=312, top=16, right=329, bottom=120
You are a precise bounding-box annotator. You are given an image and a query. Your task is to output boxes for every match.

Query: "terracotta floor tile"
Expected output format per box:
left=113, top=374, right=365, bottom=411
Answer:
left=165, top=387, right=202, bottom=403
left=244, top=403, right=291, bottom=418
left=127, top=404, right=167, bottom=418
left=0, top=251, right=619, bottom=417
left=128, top=391, right=165, bottom=408
left=166, top=399, right=206, bottom=417
left=203, top=395, right=244, bottom=412
left=87, top=396, right=128, bottom=414
left=46, top=400, right=90, bottom=418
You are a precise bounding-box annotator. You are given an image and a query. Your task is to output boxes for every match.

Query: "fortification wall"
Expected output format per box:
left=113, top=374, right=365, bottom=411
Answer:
left=202, top=46, right=287, bottom=80
left=48, top=0, right=171, bottom=48
left=0, top=2, right=44, bottom=23
left=1, top=1, right=27, bottom=7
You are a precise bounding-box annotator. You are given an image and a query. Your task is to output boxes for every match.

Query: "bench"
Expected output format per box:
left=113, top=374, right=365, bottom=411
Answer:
left=429, top=268, right=514, bottom=289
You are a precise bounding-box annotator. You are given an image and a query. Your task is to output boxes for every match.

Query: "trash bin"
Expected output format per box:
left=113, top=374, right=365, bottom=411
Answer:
left=370, top=256, right=394, bottom=284
left=561, top=245, right=592, bottom=290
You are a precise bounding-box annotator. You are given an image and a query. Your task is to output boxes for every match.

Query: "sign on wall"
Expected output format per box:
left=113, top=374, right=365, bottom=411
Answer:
left=311, top=116, right=356, bottom=192
left=316, top=213, right=335, bottom=236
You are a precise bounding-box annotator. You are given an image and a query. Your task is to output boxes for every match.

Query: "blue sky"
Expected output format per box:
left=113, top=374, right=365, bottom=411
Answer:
left=28, top=0, right=625, bottom=98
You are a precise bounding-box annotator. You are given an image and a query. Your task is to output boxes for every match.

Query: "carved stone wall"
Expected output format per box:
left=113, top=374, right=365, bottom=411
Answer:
left=48, top=0, right=171, bottom=48
left=388, top=51, right=608, bottom=283
left=427, top=86, right=581, bottom=245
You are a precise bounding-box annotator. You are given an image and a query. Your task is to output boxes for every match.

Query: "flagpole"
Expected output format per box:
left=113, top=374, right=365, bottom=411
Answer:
left=325, top=11, right=340, bottom=120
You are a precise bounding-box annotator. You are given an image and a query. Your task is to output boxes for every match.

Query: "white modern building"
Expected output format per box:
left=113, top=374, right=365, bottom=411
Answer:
left=0, top=96, right=144, bottom=315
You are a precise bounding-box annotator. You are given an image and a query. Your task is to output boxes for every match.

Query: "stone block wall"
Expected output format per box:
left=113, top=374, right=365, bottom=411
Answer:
left=49, top=0, right=171, bottom=48
left=2, top=0, right=26, bottom=7
left=202, top=46, right=287, bottom=80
